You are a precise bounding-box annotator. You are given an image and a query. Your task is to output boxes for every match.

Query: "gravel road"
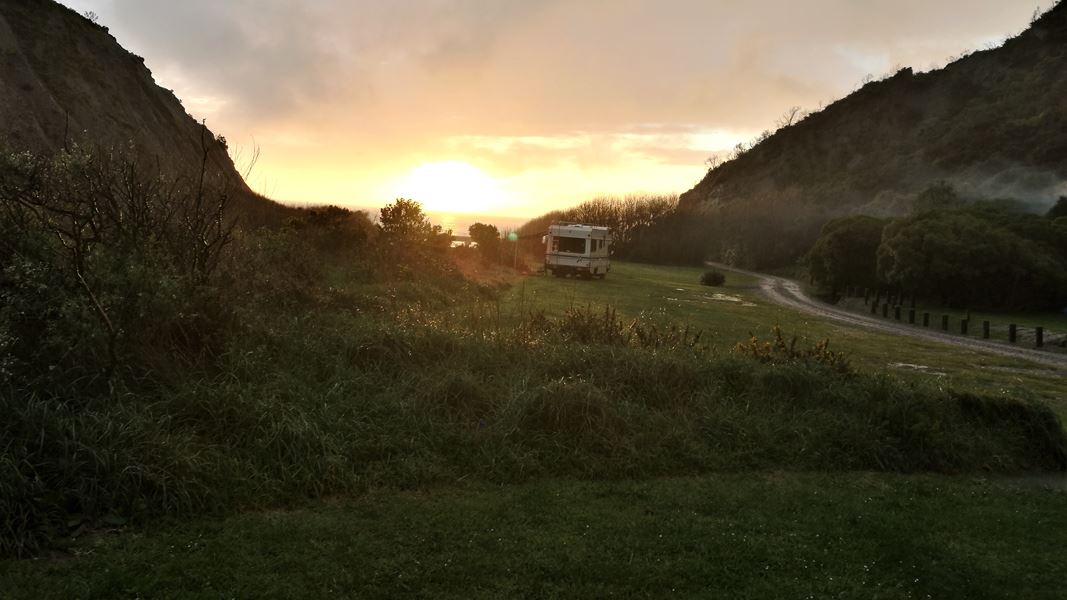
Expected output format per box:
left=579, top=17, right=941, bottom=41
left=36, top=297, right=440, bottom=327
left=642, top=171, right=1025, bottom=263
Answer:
left=709, top=263, right=1067, bottom=371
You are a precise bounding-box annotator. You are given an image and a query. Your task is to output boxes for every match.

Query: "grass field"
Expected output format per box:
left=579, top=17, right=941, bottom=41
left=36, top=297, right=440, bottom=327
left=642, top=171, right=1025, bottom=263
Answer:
left=4, top=260, right=1066, bottom=597
left=4, top=474, right=1065, bottom=599
left=504, top=263, right=1067, bottom=420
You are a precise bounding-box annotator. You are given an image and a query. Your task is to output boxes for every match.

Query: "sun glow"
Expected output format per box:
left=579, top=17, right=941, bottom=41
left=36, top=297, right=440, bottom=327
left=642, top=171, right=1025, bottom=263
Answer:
left=392, top=161, right=511, bottom=214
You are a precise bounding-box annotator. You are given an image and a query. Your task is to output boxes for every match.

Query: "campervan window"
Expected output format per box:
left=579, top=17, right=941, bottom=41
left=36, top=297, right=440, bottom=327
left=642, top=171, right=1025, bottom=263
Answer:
left=554, top=236, right=587, bottom=254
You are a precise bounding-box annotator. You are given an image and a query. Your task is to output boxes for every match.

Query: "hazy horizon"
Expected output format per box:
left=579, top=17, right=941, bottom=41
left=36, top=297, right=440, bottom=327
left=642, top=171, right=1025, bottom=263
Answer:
left=59, top=0, right=1049, bottom=218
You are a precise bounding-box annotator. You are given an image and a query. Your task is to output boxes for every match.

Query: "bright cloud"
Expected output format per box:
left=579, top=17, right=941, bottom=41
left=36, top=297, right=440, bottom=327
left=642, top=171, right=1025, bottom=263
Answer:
left=57, top=0, right=1048, bottom=216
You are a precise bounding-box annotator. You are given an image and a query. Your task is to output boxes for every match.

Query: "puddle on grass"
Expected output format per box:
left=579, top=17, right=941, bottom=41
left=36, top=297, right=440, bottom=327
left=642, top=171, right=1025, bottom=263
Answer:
left=685, top=293, right=758, bottom=307
left=888, top=362, right=947, bottom=376
left=981, top=364, right=1062, bottom=376
left=665, top=291, right=757, bottom=307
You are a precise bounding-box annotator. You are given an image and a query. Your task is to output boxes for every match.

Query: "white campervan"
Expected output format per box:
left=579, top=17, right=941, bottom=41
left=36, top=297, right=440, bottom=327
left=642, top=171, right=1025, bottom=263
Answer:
left=544, top=223, right=612, bottom=279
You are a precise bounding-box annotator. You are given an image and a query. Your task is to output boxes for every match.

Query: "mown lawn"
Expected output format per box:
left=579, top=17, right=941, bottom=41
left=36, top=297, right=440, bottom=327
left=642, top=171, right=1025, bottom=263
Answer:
left=4, top=474, right=1065, bottom=599
left=504, top=263, right=1067, bottom=420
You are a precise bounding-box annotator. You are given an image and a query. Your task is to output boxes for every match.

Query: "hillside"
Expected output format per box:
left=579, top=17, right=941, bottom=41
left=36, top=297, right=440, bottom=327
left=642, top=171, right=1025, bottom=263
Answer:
left=0, top=0, right=288, bottom=221
left=681, top=3, right=1067, bottom=234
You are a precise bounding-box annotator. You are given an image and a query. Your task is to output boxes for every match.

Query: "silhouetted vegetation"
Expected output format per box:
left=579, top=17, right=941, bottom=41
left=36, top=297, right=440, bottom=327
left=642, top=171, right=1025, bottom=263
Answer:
left=518, top=194, right=690, bottom=263
left=521, top=190, right=833, bottom=269
left=468, top=222, right=502, bottom=264
left=700, top=270, right=726, bottom=287
left=1048, top=196, right=1067, bottom=219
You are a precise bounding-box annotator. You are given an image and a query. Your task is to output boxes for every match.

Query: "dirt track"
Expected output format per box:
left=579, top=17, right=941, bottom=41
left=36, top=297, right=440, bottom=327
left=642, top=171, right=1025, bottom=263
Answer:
left=709, top=263, right=1067, bottom=371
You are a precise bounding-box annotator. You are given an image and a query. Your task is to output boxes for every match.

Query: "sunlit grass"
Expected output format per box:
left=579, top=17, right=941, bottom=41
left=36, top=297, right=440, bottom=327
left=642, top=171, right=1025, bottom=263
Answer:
left=501, top=262, right=1067, bottom=419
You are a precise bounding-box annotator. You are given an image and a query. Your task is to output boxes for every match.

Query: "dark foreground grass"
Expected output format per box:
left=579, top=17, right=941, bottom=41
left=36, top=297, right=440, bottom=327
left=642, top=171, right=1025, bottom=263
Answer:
left=4, top=301, right=1065, bottom=557
left=4, top=258, right=1067, bottom=559
left=3, top=473, right=1065, bottom=599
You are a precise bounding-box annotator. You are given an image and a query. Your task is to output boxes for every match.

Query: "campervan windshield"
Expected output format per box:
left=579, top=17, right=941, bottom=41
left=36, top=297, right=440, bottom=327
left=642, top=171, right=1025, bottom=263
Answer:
left=553, top=236, right=586, bottom=254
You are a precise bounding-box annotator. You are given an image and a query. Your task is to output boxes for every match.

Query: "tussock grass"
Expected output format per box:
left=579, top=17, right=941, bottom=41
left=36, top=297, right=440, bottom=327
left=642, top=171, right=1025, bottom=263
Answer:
left=3, top=297, right=1065, bottom=556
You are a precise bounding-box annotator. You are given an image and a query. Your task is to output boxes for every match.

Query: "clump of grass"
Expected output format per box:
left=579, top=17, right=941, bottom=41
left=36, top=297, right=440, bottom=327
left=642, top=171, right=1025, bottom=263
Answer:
left=700, top=270, right=726, bottom=286
left=520, top=305, right=703, bottom=351
left=733, top=325, right=850, bottom=372
left=514, top=378, right=630, bottom=440
left=420, top=371, right=495, bottom=425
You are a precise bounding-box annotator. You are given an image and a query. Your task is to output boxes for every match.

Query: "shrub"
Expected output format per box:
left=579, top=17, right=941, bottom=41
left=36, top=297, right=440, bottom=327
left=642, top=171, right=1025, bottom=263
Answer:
left=700, top=270, right=726, bottom=286
left=733, top=326, right=851, bottom=373
left=468, top=222, right=502, bottom=264
left=0, top=146, right=236, bottom=391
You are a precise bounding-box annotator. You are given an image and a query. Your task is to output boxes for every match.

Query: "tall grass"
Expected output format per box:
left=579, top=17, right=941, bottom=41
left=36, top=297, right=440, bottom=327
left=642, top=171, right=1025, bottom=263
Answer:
left=3, top=294, right=1064, bottom=556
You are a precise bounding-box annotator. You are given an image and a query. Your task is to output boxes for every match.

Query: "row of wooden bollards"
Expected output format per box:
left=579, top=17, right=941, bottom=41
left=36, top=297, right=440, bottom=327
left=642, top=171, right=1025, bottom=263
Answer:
left=866, top=299, right=1046, bottom=348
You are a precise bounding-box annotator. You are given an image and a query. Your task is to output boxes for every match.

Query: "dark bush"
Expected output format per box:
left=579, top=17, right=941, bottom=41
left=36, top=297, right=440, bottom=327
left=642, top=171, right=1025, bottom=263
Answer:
left=700, top=270, right=726, bottom=286
left=0, top=145, right=237, bottom=391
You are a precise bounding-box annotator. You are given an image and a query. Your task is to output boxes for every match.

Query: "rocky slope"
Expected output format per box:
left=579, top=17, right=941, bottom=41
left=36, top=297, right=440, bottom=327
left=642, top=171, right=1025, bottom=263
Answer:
left=681, top=2, right=1067, bottom=218
left=0, top=0, right=287, bottom=221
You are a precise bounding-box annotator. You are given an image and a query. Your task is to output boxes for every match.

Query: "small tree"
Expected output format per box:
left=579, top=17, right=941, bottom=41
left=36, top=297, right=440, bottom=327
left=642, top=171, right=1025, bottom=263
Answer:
left=911, top=182, right=964, bottom=213
left=806, top=215, right=887, bottom=297
left=377, top=198, right=451, bottom=260
left=1047, top=196, right=1067, bottom=220
left=468, top=222, right=501, bottom=264
left=379, top=198, right=434, bottom=238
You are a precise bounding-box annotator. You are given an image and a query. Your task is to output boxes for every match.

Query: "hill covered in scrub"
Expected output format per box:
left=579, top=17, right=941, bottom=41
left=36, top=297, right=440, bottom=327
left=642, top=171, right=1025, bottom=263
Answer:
left=0, top=0, right=288, bottom=221
left=678, top=2, right=1067, bottom=266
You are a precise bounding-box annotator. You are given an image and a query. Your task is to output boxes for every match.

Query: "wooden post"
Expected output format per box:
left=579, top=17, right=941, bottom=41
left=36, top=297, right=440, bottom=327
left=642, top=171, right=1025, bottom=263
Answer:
left=870, top=301, right=878, bottom=315
left=941, top=315, right=949, bottom=331
left=864, top=288, right=870, bottom=304
left=908, top=309, right=915, bottom=324
left=882, top=304, right=889, bottom=318
left=960, top=319, right=968, bottom=335
left=923, top=313, right=930, bottom=327
left=1036, top=327, right=1044, bottom=348
left=1008, top=324, right=1017, bottom=344
left=894, top=306, right=901, bottom=320
left=982, top=321, right=990, bottom=339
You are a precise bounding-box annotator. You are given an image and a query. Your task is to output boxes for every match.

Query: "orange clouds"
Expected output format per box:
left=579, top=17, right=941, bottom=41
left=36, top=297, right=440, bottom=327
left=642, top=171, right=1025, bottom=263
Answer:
left=57, top=0, right=1046, bottom=216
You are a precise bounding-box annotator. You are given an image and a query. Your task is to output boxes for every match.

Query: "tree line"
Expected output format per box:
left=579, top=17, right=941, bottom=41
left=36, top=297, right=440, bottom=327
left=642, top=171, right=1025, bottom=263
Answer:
left=517, top=194, right=717, bottom=264
left=516, top=191, right=831, bottom=268
left=807, top=186, right=1067, bottom=310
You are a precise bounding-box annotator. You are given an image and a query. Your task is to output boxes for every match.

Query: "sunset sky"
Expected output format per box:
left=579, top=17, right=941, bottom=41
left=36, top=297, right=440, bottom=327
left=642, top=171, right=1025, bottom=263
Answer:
left=58, top=0, right=1045, bottom=219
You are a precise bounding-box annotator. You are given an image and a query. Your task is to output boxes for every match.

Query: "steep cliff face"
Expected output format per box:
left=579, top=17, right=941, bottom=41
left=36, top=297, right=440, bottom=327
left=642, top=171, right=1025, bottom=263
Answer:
left=0, top=0, right=244, bottom=188
left=681, top=2, right=1067, bottom=217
